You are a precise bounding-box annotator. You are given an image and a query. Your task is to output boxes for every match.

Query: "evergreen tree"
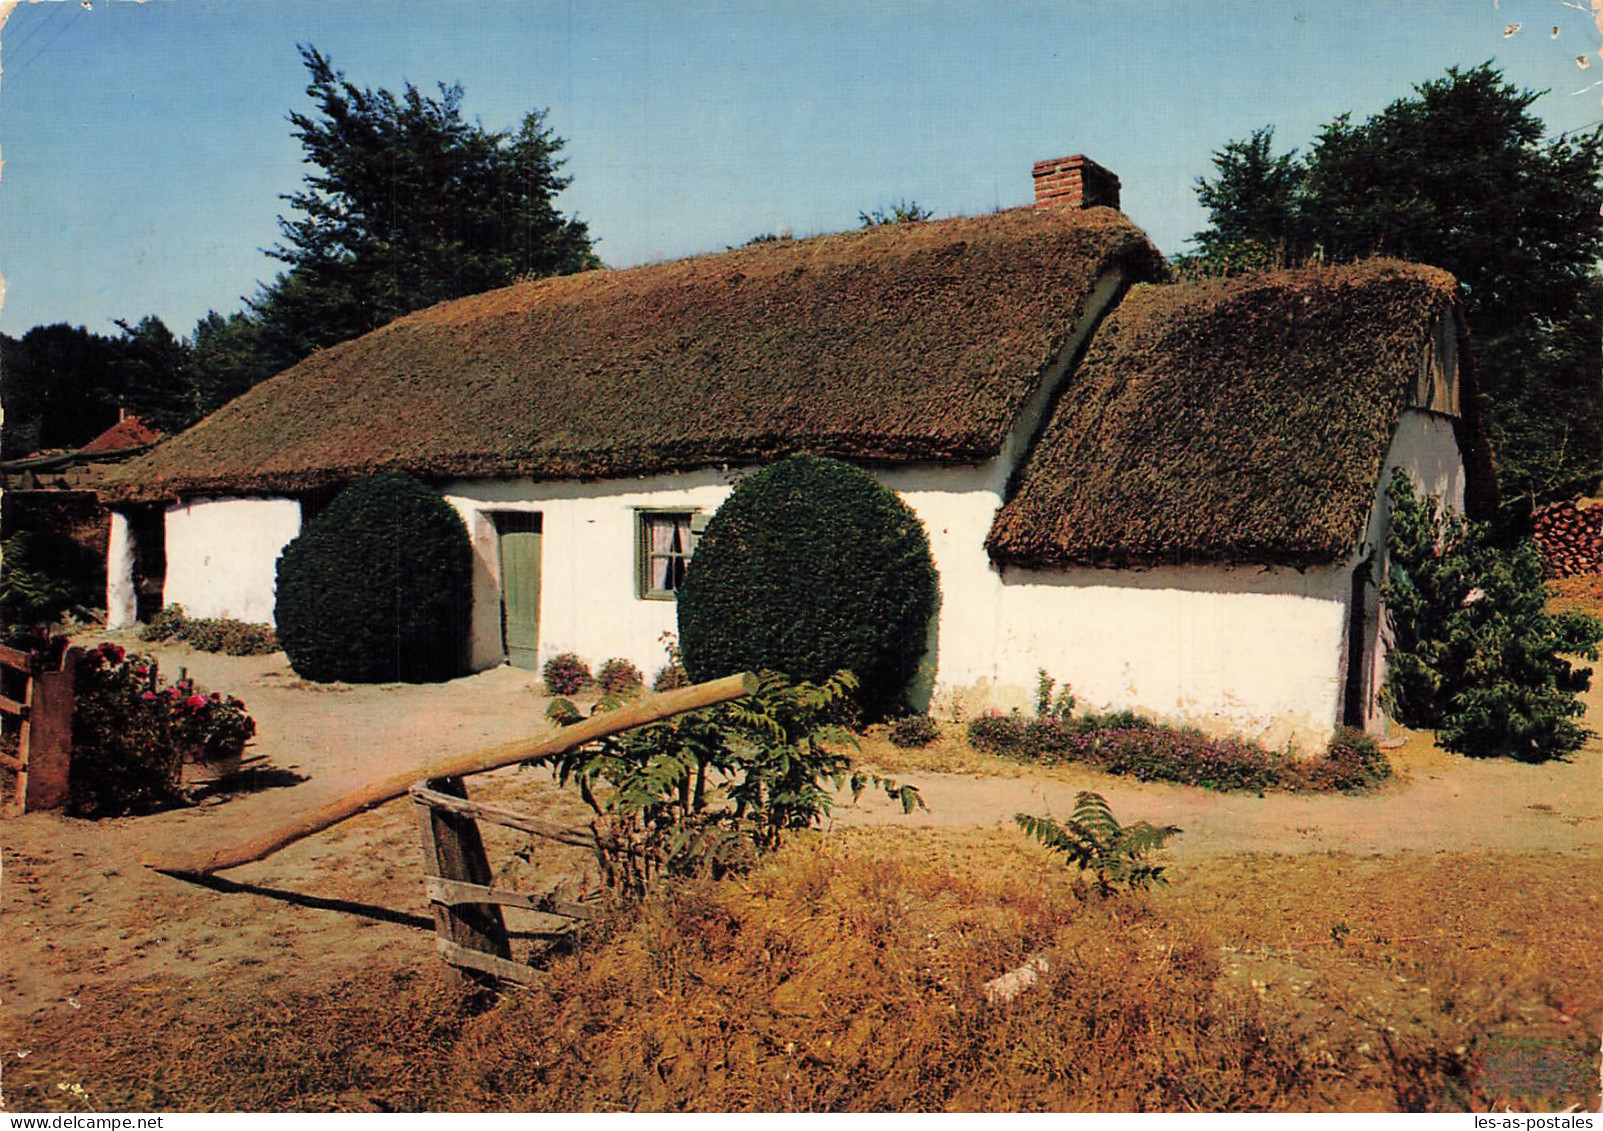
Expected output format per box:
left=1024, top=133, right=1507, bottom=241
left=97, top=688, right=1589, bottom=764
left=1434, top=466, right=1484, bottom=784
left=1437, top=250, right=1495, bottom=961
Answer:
left=1383, top=470, right=1600, bottom=761
left=1182, top=64, right=1603, bottom=503
left=111, top=315, right=195, bottom=435
left=253, top=45, right=597, bottom=367
left=189, top=310, right=275, bottom=415
left=1, top=324, right=123, bottom=457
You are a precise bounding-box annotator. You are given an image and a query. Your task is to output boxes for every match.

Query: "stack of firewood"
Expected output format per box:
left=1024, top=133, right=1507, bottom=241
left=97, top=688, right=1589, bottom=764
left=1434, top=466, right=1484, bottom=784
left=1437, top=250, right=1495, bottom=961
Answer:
left=1531, top=500, right=1603, bottom=578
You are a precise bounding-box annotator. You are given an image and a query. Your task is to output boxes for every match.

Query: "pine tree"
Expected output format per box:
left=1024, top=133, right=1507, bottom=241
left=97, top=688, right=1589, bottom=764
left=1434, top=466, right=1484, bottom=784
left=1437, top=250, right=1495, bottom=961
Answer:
left=253, top=45, right=597, bottom=367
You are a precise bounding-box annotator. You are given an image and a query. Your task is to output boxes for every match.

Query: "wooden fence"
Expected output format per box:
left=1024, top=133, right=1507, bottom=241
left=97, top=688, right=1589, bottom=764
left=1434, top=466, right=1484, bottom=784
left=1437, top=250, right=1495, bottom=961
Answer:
left=411, top=775, right=601, bottom=985
left=0, top=643, right=78, bottom=811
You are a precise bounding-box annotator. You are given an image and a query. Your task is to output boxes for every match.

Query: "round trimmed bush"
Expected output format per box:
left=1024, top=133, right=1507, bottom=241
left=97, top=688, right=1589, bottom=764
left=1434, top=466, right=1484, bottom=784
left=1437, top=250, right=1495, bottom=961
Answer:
left=678, top=455, right=938, bottom=716
left=274, top=474, right=472, bottom=683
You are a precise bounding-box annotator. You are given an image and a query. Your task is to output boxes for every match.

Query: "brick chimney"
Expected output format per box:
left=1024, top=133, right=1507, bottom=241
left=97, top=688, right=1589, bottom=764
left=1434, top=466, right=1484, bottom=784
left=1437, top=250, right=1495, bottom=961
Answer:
left=1033, top=155, right=1120, bottom=211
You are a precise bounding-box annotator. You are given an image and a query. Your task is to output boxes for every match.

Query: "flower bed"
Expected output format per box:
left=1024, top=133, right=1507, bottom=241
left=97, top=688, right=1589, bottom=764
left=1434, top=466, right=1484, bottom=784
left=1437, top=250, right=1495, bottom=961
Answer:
left=967, top=710, right=1390, bottom=794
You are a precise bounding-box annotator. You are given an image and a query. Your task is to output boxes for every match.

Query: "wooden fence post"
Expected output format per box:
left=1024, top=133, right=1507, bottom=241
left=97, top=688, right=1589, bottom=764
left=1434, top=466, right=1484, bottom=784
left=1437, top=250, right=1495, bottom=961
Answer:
left=20, top=646, right=76, bottom=812
left=415, top=774, right=511, bottom=987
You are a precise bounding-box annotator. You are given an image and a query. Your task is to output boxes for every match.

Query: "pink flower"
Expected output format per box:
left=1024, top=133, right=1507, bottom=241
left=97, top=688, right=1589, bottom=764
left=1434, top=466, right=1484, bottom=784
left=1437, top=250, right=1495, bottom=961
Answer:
left=140, top=691, right=156, bottom=701
left=186, top=695, right=207, bottom=710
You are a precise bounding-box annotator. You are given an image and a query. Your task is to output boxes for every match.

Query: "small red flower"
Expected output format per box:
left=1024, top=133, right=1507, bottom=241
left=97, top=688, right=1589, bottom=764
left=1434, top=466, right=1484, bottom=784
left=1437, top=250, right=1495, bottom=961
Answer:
left=186, top=695, right=206, bottom=710
left=140, top=691, right=156, bottom=701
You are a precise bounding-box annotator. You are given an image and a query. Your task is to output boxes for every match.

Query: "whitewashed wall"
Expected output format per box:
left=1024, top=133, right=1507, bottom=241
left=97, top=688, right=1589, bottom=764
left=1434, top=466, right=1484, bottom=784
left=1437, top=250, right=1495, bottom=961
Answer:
left=105, top=511, right=138, bottom=628
left=992, top=562, right=1352, bottom=747
left=442, top=459, right=1348, bottom=746
left=443, top=470, right=738, bottom=675
left=161, top=497, right=302, bottom=624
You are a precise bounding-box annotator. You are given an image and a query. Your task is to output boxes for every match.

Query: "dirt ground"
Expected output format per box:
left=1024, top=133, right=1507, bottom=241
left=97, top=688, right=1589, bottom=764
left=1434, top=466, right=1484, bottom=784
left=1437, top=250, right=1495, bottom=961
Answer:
left=1, top=625, right=1599, bottom=1110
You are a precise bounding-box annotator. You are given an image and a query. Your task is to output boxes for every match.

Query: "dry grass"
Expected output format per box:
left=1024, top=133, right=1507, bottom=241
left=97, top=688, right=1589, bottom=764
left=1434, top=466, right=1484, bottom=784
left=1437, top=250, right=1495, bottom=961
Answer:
left=8, top=580, right=1598, bottom=1112
left=12, top=827, right=1595, bottom=1112
left=447, top=828, right=1323, bottom=1112
left=1, top=968, right=474, bottom=1112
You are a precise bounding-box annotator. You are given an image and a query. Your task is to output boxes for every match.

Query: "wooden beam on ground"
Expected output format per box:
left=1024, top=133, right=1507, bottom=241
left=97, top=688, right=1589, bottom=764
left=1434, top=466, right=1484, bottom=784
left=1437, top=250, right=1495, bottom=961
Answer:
left=139, top=671, right=757, bottom=876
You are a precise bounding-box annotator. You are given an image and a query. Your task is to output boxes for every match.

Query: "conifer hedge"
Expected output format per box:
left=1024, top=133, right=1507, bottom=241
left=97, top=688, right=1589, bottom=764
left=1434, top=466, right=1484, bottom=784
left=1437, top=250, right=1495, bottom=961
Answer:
left=274, top=474, right=472, bottom=683
left=678, top=456, right=938, bottom=716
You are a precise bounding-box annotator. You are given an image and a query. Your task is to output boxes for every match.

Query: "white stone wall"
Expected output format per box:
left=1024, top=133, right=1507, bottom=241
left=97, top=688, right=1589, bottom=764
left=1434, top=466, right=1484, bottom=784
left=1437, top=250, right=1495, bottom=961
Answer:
left=162, top=497, right=302, bottom=624
left=443, top=458, right=1353, bottom=746
left=105, top=511, right=138, bottom=628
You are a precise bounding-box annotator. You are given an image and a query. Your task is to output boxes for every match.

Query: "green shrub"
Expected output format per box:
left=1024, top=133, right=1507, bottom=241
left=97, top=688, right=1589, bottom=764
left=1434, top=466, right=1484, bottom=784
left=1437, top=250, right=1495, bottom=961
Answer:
left=967, top=711, right=1085, bottom=762
left=537, top=670, right=923, bottom=895
left=141, top=604, right=279, bottom=656
left=1383, top=469, right=1602, bottom=761
left=887, top=714, right=940, bottom=748
left=542, top=652, right=592, bottom=696
left=653, top=663, right=690, bottom=692
left=1295, top=726, right=1392, bottom=791
left=69, top=641, right=256, bottom=817
left=678, top=455, right=938, bottom=718
left=0, top=530, right=102, bottom=637
left=274, top=474, right=472, bottom=683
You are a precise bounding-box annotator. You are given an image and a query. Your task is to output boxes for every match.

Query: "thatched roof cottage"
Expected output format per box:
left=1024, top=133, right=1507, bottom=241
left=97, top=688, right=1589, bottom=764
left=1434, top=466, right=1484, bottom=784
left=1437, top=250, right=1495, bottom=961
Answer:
left=100, top=157, right=1489, bottom=745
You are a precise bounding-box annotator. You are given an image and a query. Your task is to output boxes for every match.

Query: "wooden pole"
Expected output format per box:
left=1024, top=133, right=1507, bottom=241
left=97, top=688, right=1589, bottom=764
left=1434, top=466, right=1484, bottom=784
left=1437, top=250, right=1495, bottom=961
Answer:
left=416, top=775, right=511, bottom=987
left=139, top=671, right=757, bottom=876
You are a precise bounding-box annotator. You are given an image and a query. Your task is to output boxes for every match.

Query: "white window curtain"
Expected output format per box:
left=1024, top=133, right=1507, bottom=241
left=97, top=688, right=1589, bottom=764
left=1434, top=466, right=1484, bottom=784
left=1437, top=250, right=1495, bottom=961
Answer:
left=648, top=515, right=678, bottom=591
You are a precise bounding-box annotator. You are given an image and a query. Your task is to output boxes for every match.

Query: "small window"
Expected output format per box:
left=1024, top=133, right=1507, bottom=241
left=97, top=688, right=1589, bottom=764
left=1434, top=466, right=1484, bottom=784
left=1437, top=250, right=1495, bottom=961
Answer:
left=637, top=510, right=699, bottom=599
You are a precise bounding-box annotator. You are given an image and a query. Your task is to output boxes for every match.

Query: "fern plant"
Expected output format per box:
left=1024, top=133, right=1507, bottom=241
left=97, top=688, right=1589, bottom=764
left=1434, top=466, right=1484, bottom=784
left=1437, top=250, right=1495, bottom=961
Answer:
left=1015, top=792, right=1181, bottom=896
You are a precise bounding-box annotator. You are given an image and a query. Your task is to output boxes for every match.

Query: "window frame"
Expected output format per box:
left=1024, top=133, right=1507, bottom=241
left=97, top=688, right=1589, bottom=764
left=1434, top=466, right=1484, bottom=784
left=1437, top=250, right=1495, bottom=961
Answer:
left=635, top=508, right=701, bottom=601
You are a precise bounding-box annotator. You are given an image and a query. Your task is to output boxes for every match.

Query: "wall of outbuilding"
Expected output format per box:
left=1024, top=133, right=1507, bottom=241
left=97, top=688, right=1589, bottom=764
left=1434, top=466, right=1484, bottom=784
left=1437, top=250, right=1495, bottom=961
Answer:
left=105, top=511, right=138, bottom=629
left=156, top=497, right=303, bottom=624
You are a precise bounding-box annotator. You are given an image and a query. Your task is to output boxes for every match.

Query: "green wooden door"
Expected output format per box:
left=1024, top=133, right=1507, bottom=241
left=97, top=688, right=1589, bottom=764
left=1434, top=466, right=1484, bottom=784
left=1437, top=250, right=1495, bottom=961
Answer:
left=497, top=515, right=542, bottom=670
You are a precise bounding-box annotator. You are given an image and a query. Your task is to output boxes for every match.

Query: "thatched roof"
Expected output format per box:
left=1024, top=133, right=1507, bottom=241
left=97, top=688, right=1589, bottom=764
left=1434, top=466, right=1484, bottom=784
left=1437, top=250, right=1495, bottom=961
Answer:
left=102, top=206, right=1163, bottom=502
left=986, top=260, right=1492, bottom=569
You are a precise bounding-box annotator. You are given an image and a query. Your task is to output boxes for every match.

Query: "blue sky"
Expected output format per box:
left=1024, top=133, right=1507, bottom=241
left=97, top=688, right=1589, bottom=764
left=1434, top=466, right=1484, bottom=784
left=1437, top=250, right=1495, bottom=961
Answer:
left=2, top=0, right=1600, bottom=338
